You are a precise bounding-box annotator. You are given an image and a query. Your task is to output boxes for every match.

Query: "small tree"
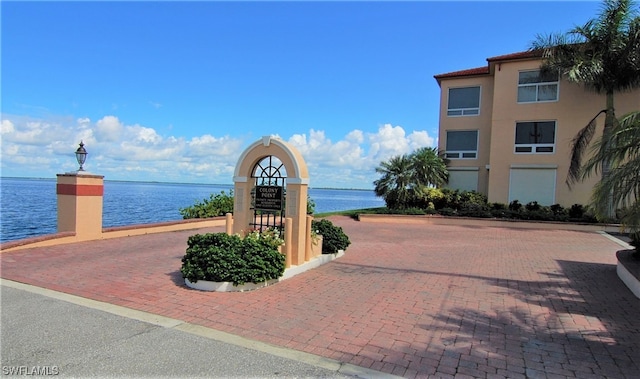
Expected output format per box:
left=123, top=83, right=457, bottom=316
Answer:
left=373, top=147, right=448, bottom=209
left=410, top=147, right=449, bottom=188
left=180, top=190, right=234, bottom=219
left=373, top=154, right=414, bottom=209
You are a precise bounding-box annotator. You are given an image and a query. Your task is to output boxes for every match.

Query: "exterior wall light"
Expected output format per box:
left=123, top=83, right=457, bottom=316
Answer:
left=75, top=141, right=88, bottom=171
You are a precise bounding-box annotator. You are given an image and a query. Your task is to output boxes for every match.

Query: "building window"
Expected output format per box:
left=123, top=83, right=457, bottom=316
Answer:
left=517, top=70, right=559, bottom=103
left=446, top=130, right=478, bottom=159
left=515, top=121, right=555, bottom=154
left=447, top=86, right=480, bottom=116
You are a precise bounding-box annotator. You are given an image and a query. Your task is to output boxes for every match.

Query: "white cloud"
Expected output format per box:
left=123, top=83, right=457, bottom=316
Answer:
left=367, top=124, right=411, bottom=162
left=1, top=119, right=15, bottom=135
left=95, top=116, right=124, bottom=142
left=188, top=134, right=243, bottom=157
left=0, top=113, right=436, bottom=188
left=408, top=130, right=436, bottom=151
left=287, top=123, right=436, bottom=188
left=129, top=124, right=162, bottom=145
left=345, top=129, right=364, bottom=144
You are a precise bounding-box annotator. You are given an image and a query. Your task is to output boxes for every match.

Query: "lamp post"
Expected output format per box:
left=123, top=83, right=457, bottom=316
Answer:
left=57, top=140, right=104, bottom=240
left=75, top=141, right=87, bottom=171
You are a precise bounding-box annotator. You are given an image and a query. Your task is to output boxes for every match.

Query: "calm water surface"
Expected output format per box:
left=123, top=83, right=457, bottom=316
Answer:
left=0, top=177, right=384, bottom=242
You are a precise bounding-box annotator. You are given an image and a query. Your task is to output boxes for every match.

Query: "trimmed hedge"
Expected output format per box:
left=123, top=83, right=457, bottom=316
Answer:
left=311, top=219, right=351, bottom=254
left=180, top=231, right=285, bottom=286
left=383, top=188, right=601, bottom=224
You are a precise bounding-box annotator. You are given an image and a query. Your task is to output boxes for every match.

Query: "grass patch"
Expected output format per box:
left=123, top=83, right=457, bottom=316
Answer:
left=314, top=207, right=387, bottom=219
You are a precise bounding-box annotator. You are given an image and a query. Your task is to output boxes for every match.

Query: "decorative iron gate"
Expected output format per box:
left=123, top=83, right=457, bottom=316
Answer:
left=251, top=155, right=286, bottom=232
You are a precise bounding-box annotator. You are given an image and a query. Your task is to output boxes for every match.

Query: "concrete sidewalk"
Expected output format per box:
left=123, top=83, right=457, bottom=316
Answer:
left=2, top=216, right=639, bottom=378
left=1, top=282, right=359, bottom=378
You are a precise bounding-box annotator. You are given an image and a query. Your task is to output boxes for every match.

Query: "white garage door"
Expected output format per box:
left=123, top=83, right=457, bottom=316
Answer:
left=509, top=168, right=556, bottom=205
left=447, top=169, right=478, bottom=192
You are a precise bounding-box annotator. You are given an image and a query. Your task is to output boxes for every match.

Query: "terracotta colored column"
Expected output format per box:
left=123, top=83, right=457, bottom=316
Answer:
left=285, top=181, right=308, bottom=265
left=284, top=217, right=293, bottom=268
left=56, top=172, right=104, bottom=240
left=305, top=215, right=313, bottom=262
left=232, top=178, right=253, bottom=236
left=225, top=213, right=234, bottom=235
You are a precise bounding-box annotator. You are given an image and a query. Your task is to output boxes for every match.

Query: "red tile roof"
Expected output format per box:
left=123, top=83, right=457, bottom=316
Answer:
left=487, top=50, right=543, bottom=62
left=434, top=50, right=544, bottom=81
left=433, top=66, right=489, bottom=80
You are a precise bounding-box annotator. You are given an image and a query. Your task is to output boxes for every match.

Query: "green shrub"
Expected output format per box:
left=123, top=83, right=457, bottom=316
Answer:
left=581, top=210, right=599, bottom=223
left=405, top=207, right=429, bottom=215
left=491, top=202, right=507, bottom=210
left=491, top=209, right=508, bottom=218
left=509, top=200, right=523, bottom=211
left=410, top=186, right=445, bottom=210
left=525, top=201, right=541, bottom=212
left=549, top=204, right=569, bottom=221
left=180, top=190, right=234, bottom=219
left=523, top=206, right=554, bottom=221
left=311, top=219, right=351, bottom=254
left=440, top=188, right=462, bottom=210
left=568, top=204, right=585, bottom=219
left=390, top=207, right=427, bottom=215
left=458, top=203, right=492, bottom=218
left=460, top=191, right=488, bottom=207
left=306, top=196, right=316, bottom=215
left=438, top=207, right=457, bottom=216
left=437, top=189, right=487, bottom=210
left=180, top=231, right=285, bottom=286
left=360, top=200, right=603, bottom=224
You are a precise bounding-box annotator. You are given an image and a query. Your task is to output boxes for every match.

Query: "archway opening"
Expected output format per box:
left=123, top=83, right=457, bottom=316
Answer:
left=251, top=155, right=287, bottom=232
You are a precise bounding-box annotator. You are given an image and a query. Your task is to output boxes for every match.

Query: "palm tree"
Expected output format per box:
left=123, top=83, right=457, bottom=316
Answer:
left=374, top=154, right=413, bottom=209
left=373, top=148, right=449, bottom=209
left=585, top=111, right=640, bottom=245
left=530, top=0, right=640, bottom=214
left=410, top=147, right=449, bottom=188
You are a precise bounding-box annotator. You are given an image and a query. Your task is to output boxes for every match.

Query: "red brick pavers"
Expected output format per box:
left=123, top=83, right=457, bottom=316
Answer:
left=2, top=217, right=639, bottom=378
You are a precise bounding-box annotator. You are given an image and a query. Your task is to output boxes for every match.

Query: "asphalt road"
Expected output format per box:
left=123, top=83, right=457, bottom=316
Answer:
left=1, top=284, right=362, bottom=378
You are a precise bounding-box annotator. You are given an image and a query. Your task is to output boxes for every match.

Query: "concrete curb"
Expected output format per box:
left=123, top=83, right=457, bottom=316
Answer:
left=598, top=232, right=640, bottom=300
left=0, top=278, right=402, bottom=379
left=185, top=251, right=345, bottom=292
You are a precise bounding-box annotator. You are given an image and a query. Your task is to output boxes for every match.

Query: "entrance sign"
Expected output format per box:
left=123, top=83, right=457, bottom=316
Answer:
left=232, top=136, right=310, bottom=266
left=255, top=185, right=283, bottom=211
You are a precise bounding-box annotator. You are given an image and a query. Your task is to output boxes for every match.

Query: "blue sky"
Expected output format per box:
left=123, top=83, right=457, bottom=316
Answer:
left=2, top=1, right=602, bottom=188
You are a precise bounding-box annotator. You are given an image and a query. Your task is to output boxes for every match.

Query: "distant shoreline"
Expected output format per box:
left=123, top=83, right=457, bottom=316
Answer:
left=0, top=176, right=375, bottom=192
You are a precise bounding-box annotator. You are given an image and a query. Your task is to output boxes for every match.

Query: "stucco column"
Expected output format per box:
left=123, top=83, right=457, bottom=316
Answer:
left=305, top=215, right=313, bottom=262
left=232, top=178, right=253, bottom=235
left=285, top=181, right=308, bottom=265
left=56, top=172, right=104, bottom=240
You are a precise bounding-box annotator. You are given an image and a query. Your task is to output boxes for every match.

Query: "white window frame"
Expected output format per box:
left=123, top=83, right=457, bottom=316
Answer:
left=445, top=130, right=479, bottom=159
left=447, top=86, right=481, bottom=117
left=517, top=70, right=559, bottom=103
left=514, top=121, right=556, bottom=154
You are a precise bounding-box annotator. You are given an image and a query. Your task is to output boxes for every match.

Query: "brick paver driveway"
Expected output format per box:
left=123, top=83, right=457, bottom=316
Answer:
left=2, top=216, right=639, bottom=378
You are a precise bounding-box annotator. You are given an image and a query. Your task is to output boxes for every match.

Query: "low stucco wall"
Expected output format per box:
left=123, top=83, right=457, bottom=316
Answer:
left=357, top=213, right=623, bottom=233
left=0, top=217, right=227, bottom=253
left=617, top=250, right=640, bottom=299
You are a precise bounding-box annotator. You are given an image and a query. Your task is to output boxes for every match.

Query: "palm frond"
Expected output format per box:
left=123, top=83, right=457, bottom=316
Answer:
left=566, top=110, right=606, bottom=187
left=589, top=110, right=640, bottom=229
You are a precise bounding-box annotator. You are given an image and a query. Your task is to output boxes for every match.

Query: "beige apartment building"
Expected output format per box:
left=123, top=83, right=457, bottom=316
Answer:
left=434, top=50, right=639, bottom=207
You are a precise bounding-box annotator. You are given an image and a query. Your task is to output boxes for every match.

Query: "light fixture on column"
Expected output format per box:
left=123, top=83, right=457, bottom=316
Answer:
left=75, top=141, right=87, bottom=171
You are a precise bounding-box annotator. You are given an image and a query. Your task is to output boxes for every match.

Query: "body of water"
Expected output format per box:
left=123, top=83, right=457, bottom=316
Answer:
left=0, top=177, right=384, bottom=243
